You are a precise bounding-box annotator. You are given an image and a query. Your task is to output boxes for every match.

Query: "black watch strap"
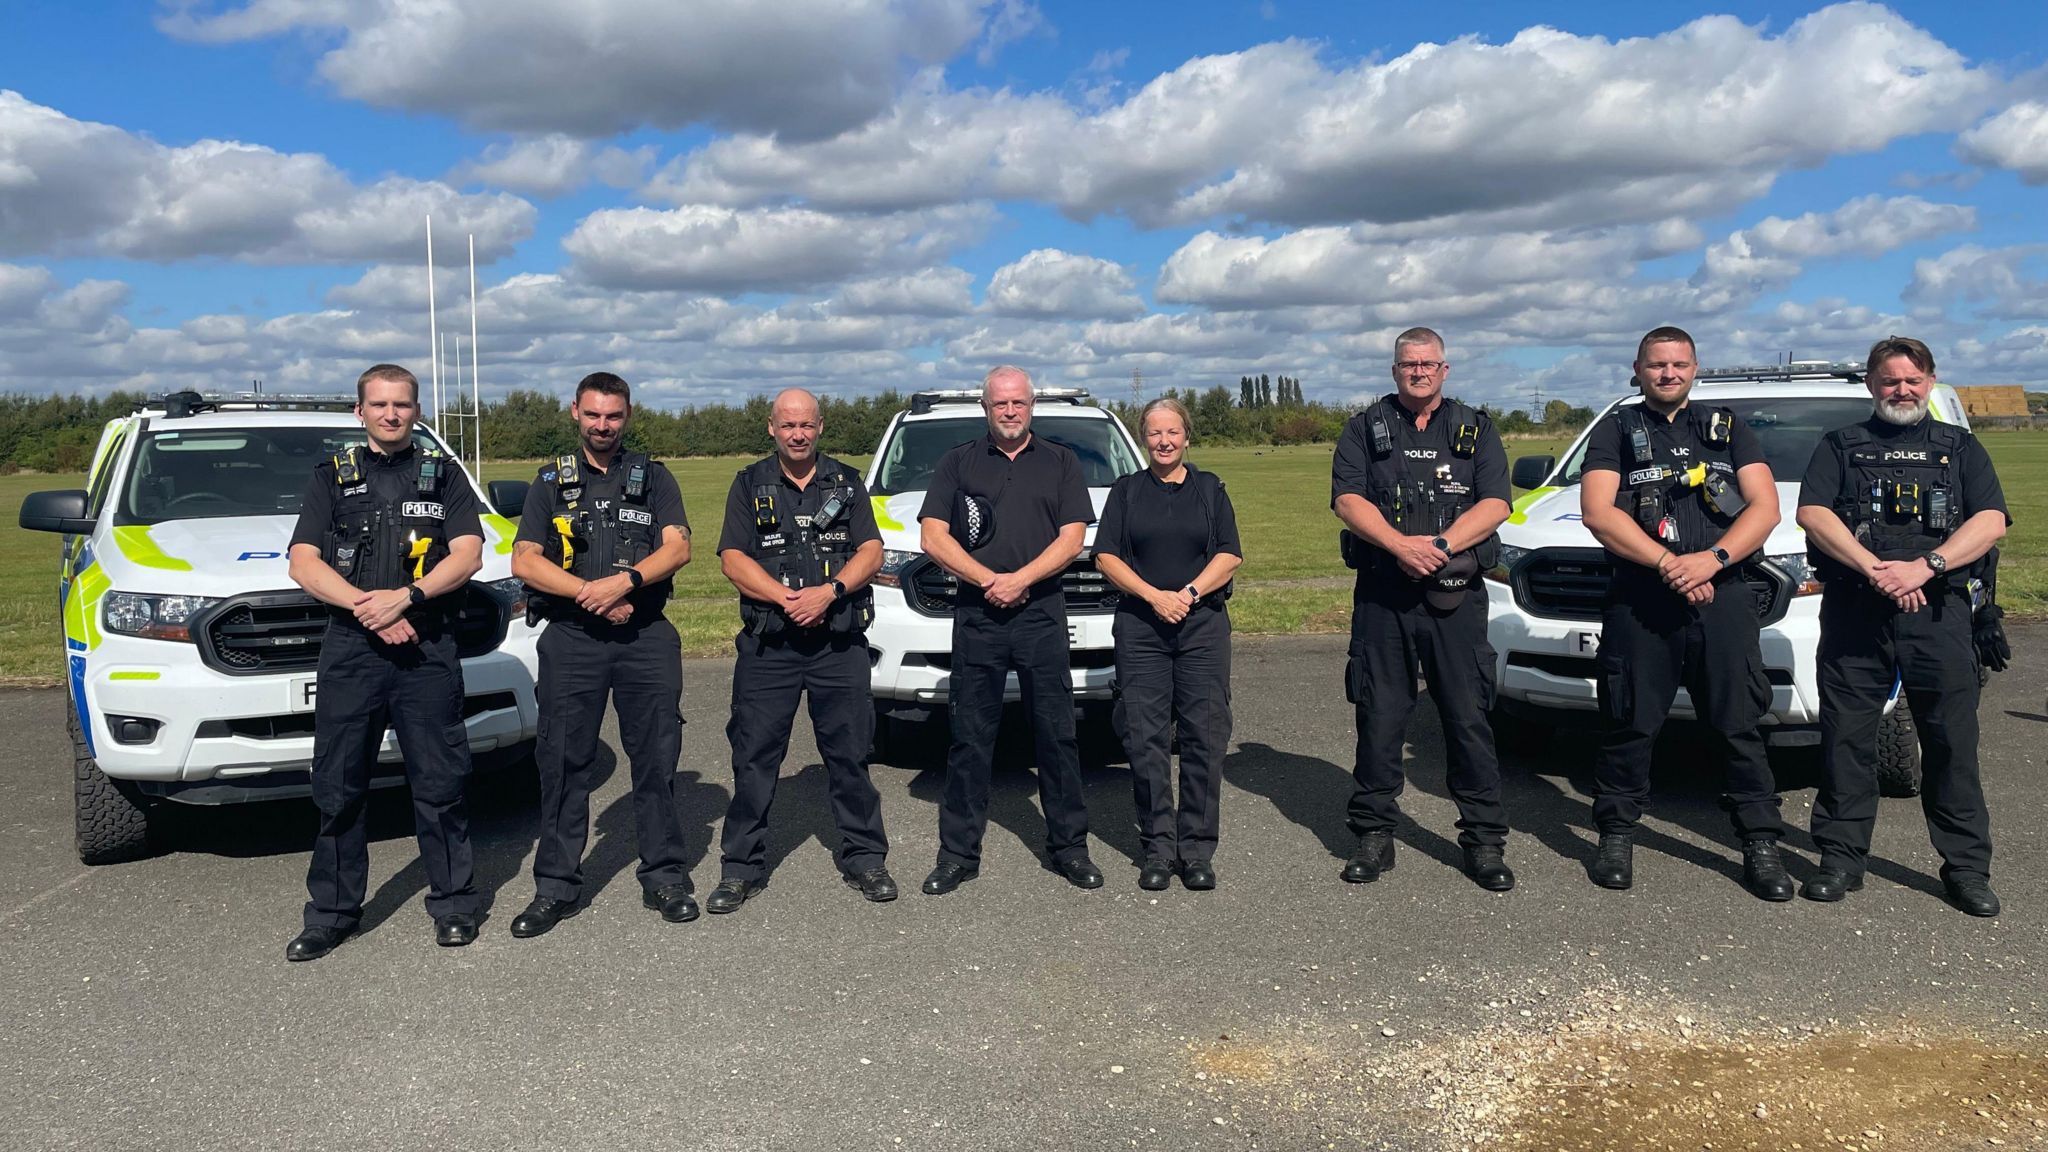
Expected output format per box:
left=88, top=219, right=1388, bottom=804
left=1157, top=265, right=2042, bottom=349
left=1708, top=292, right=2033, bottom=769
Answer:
left=406, top=584, right=426, bottom=606
left=830, top=578, right=847, bottom=599
left=625, top=567, right=645, bottom=589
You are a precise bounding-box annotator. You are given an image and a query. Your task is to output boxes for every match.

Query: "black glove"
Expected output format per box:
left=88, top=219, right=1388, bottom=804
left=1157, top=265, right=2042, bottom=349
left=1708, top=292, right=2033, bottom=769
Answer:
left=1974, top=604, right=2011, bottom=673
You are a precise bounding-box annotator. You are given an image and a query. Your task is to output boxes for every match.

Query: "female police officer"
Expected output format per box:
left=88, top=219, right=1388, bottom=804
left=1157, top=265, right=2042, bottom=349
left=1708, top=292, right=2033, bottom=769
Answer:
left=1094, top=398, right=1242, bottom=891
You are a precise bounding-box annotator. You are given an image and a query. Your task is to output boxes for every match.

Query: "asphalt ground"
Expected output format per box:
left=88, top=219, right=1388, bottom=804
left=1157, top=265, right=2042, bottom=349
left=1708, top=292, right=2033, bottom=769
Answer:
left=2, top=628, right=2044, bottom=1151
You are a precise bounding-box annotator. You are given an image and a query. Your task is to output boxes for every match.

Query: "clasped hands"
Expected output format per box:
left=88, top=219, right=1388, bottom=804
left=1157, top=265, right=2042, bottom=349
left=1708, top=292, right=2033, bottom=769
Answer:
left=1865, top=557, right=1932, bottom=613
left=1655, top=551, right=1721, bottom=605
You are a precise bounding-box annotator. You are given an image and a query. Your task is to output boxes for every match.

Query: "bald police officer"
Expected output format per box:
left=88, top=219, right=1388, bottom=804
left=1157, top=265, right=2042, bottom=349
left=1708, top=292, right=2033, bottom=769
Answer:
left=710, top=388, right=895, bottom=911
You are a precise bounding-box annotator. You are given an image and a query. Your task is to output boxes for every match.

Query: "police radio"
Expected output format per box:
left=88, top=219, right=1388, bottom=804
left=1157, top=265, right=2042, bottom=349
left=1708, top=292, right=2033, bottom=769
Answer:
left=1628, top=421, right=1653, bottom=464
left=416, top=452, right=440, bottom=494
left=1927, top=488, right=1951, bottom=533
left=813, top=489, right=849, bottom=530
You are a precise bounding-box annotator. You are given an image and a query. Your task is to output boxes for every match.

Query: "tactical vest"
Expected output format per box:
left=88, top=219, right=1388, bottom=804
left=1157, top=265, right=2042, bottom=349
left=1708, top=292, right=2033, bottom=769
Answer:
left=740, top=458, right=874, bottom=637
left=1609, top=404, right=1746, bottom=554
left=1820, top=421, right=1969, bottom=574
left=536, top=452, right=661, bottom=610
left=1341, top=397, right=1495, bottom=569
left=325, top=444, right=452, bottom=592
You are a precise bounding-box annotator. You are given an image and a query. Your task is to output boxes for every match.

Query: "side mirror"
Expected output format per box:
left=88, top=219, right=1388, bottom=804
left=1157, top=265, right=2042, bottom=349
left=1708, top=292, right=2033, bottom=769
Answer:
left=1511, top=455, right=1555, bottom=491
left=19, top=490, right=93, bottom=534
left=486, top=480, right=530, bottom=519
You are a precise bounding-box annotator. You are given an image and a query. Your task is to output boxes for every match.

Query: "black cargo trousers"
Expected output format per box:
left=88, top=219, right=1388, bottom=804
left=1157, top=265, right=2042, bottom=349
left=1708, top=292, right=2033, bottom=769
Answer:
left=1812, top=584, right=1990, bottom=881
left=304, top=621, right=481, bottom=931
left=1591, top=570, right=1783, bottom=840
left=1345, top=574, right=1508, bottom=849
left=1113, top=602, right=1232, bottom=865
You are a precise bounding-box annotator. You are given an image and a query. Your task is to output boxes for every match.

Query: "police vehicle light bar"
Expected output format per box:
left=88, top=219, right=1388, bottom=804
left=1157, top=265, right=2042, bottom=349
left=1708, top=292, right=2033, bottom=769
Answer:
left=908, top=387, right=1094, bottom=415
left=1697, top=361, right=1866, bottom=384
left=145, top=390, right=361, bottom=418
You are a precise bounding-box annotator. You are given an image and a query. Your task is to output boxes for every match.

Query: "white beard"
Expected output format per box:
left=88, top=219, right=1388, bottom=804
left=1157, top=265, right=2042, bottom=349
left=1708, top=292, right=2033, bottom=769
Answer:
left=1874, top=397, right=1927, bottom=426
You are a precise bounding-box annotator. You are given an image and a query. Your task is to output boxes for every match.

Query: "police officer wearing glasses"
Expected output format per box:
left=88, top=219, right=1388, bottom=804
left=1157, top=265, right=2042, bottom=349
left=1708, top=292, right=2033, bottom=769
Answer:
left=1095, top=397, right=1242, bottom=891
left=284, top=363, right=485, bottom=961
left=1797, top=336, right=2009, bottom=917
left=507, top=372, right=699, bottom=936
left=1579, top=327, right=1790, bottom=900
left=710, top=388, right=895, bottom=911
left=1331, top=327, right=1515, bottom=892
left=918, top=365, right=1100, bottom=895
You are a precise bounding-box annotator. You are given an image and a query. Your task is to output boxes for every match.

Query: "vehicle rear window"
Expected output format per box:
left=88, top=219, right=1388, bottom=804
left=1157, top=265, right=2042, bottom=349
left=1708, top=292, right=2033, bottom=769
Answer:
left=1560, top=397, right=1874, bottom=485
left=871, top=414, right=1142, bottom=496
left=115, top=427, right=456, bottom=525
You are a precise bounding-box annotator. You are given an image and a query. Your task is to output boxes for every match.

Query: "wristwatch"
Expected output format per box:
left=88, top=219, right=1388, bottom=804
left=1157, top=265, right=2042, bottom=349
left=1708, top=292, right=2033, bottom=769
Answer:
left=1430, top=536, right=1450, bottom=553
left=405, top=584, right=426, bottom=607
left=624, top=567, right=645, bottom=589
left=1710, top=547, right=1730, bottom=569
left=1924, top=551, right=1947, bottom=575
left=1184, top=583, right=1201, bottom=603
left=830, top=578, right=847, bottom=599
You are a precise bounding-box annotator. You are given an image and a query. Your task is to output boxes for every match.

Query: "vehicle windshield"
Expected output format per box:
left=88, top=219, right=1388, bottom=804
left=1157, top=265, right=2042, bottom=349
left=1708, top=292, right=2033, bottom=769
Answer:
left=115, top=426, right=456, bottom=525
left=1558, top=396, right=1877, bottom=485
left=871, top=414, right=1143, bottom=496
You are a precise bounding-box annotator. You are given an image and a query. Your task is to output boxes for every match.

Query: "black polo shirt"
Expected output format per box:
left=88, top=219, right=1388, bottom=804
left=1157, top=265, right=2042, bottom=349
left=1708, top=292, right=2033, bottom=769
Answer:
left=1582, top=401, right=1765, bottom=568
left=1095, top=462, right=1241, bottom=613
left=716, top=452, right=881, bottom=566
left=1798, top=415, right=2009, bottom=536
left=919, top=431, right=1093, bottom=595
left=514, top=453, right=690, bottom=620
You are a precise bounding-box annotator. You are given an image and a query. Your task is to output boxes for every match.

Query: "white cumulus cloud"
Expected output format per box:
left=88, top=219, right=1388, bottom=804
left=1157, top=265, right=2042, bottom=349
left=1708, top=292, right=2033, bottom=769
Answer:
left=985, top=249, right=1143, bottom=318
left=1956, top=101, right=2048, bottom=183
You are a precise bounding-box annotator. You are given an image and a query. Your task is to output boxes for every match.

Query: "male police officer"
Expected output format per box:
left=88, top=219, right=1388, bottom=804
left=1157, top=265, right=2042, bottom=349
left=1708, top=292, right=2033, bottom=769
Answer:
left=1797, top=336, right=2009, bottom=917
left=710, top=388, right=895, bottom=910
left=1331, top=327, right=1516, bottom=891
left=1579, top=326, right=1790, bottom=900
left=918, top=365, right=1100, bottom=895
left=506, top=372, right=698, bottom=936
left=284, top=363, right=485, bottom=961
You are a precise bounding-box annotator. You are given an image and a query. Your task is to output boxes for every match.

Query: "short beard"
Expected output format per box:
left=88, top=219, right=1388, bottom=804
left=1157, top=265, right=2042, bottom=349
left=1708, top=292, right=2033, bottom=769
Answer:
left=1874, top=397, right=1927, bottom=426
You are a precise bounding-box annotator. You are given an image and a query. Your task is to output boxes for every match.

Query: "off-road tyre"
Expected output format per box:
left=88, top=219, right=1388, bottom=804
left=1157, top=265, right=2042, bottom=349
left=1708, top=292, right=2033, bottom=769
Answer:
left=70, top=706, right=154, bottom=865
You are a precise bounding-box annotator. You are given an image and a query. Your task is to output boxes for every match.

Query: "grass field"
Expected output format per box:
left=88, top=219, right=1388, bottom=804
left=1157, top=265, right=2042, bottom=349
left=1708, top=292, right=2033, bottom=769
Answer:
left=3, top=431, right=2041, bottom=686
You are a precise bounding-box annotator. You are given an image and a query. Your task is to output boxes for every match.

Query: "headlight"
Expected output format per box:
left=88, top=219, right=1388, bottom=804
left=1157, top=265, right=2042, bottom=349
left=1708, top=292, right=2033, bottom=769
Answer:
left=102, top=592, right=220, bottom=642
left=875, top=548, right=919, bottom=588
left=481, top=576, right=528, bottom=619
left=1765, top=552, right=1824, bottom=597
left=1484, top=543, right=1528, bottom=585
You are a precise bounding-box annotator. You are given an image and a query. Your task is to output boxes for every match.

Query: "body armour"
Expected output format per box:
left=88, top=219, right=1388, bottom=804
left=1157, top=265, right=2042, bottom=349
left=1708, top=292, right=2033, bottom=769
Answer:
left=326, top=444, right=452, bottom=592
left=534, top=452, right=661, bottom=618
left=1341, top=397, right=1497, bottom=570
left=741, top=460, right=874, bottom=637
left=1610, top=404, right=1747, bottom=555
left=1815, top=421, right=1970, bottom=578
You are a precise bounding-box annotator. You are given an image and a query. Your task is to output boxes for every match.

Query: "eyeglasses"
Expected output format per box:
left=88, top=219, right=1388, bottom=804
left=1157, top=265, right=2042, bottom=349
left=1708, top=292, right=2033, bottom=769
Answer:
left=1394, top=360, right=1445, bottom=373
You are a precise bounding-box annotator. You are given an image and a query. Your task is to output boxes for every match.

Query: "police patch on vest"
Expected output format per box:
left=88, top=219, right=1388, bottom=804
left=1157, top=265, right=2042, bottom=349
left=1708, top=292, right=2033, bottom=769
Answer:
left=1404, top=448, right=1439, bottom=460
left=618, top=507, right=653, bottom=526
left=1884, top=449, right=1930, bottom=463
left=1627, top=466, right=1666, bottom=485
left=402, top=501, right=445, bottom=519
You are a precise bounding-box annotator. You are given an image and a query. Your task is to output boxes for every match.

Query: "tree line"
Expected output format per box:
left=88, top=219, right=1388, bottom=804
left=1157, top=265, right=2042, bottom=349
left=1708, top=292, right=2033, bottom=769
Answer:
left=0, top=385, right=1599, bottom=472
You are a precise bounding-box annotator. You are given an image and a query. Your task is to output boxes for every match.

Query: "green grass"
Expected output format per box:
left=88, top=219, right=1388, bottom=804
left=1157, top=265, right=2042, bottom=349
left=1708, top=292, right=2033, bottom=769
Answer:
left=4, top=431, right=2039, bottom=686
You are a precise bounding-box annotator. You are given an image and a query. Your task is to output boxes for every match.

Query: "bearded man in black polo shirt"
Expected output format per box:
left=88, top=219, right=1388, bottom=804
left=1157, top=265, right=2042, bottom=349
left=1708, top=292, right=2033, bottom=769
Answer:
left=917, top=366, right=1101, bottom=895
left=1796, top=336, right=2010, bottom=917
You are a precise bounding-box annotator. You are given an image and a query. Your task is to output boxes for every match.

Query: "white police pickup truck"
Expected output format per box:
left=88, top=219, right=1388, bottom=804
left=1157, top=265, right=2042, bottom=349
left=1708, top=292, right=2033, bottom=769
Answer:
left=863, top=389, right=1144, bottom=746
left=20, top=392, right=541, bottom=864
left=1485, top=363, right=1970, bottom=796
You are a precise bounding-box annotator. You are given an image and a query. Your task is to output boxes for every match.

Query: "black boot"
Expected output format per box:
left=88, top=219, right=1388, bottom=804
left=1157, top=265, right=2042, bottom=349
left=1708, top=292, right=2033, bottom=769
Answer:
left=1462, top=845, right=1515, bottom=892
left=1589, top=833, right=1633, bottom=890
left=1341, top=831, right=1396, bottom=884
left=1741, top=840, right=1795, bottom=902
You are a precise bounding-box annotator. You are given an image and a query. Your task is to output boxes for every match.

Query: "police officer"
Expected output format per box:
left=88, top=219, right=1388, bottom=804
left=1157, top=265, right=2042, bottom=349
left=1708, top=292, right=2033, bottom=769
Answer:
left=1094, top=397, right=1242, bottom=891
left=1796, top=336, right=2009, bottom=917
left=1332, top=327, right=1515, bottom=891
left=284, top=363, right=485, bottom=961
left=506, top=372, right=698, bottom=936
left=710, top=388, right=895, bottom=910
left=918, top=365, right=1100, bottom=895
left=1579, top=326, right=1790, bottom=900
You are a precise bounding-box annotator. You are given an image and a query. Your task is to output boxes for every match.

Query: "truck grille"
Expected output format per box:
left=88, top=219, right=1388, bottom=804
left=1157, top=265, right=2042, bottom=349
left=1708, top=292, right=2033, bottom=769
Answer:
left=1512, top=548, right=1788, bottom=626
left=197, top=587, right=509, bottom=675
left=905, top=554, right=1123, bottom=618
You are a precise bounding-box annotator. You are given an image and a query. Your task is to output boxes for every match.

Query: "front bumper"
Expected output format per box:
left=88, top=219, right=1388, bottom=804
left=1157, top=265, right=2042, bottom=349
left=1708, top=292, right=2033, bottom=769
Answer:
left=1484, top=585, right=1823, bottom=744
left=867, top=591, right=1119, bottom=714
left=79, top=622, right=541, bottom=802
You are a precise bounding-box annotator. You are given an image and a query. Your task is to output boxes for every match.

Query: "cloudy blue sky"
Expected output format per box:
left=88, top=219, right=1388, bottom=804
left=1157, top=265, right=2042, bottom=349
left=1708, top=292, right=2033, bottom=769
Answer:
left=4, top=1, right=2047, bottom=413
